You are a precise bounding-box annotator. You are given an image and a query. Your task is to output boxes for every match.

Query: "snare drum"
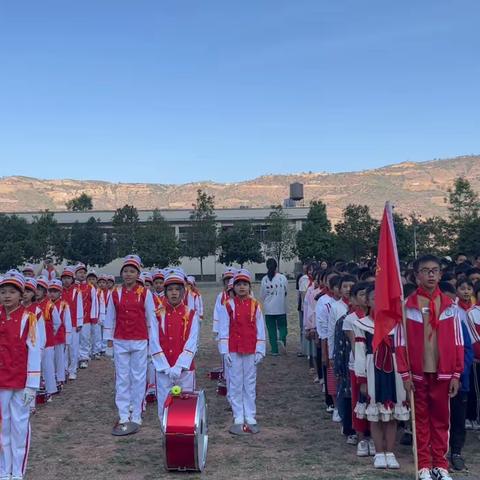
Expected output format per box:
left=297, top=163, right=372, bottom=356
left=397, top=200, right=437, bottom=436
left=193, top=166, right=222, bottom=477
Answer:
left=162, top=390, right=208, bottom=472
left=208, top=367, right=224, bottom=380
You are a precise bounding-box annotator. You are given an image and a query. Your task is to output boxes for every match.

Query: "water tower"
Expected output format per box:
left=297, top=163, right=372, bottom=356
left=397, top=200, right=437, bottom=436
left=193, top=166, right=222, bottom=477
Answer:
left=289, top=182, right=304, bottom=202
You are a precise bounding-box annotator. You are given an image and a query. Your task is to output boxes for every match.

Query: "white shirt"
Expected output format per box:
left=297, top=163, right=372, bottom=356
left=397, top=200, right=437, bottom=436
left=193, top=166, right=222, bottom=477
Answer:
left=260, top=273, right=288, bottom=315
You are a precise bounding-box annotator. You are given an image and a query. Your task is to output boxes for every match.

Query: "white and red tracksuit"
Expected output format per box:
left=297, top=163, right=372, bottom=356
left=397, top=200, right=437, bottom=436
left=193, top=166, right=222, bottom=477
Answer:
left=149, top=302, right=200, bottom=419
left=62, top=285, right=83, bottom=377
left=94, top=288, right=107, bottom=355
left=0, top=306, right=41, bottom=479
left=105, top=285, right=156, bottom=424
left=184, top=288, right=203, bottom=321
left=52, top=299, right=72, bottom=384
left=465, top=302, right=480, bottom=359
left=78, top=282, right=98, bottom=362
left=395, top=289, right=464, bottom=471
left=218, top=297, right=266, bottom=425
left=37, top=298, right=61, bottom=395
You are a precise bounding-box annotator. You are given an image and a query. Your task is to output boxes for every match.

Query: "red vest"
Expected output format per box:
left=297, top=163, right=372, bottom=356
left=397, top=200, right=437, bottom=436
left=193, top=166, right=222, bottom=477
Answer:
left=53, top=299, right=68, bottom=345
left=38, top=298, right=55, bottom=348
left=226, top=297, right=258, bottom=355
left=159, top=303, right=195, bottom=369
left=0, top=306, right=29, bottom=389
left=78, top=282, right=94, bottom=324
left=112, top=286, right=149, bottom=341
left=62, top=285, right=79, bottom=328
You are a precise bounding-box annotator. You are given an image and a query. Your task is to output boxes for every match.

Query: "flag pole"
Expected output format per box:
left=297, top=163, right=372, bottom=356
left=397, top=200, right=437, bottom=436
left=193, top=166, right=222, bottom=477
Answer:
left=401, top=298, right=419, bottom=479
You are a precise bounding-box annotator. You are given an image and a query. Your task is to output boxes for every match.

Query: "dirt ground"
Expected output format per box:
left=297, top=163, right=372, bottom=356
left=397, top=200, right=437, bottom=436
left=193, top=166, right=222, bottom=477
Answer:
left=29, top=283, right=480, bottom=480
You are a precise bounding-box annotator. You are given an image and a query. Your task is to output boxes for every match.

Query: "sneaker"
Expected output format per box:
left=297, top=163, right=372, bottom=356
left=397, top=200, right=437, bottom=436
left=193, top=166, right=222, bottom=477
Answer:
left=373, top=453, right=387, bottom=469
left=332, top=409, right=341, bottom=422
left=269, top=352, right=280, bottom=357
left=357, top=439, right=369, bottom=457
left=346, top=434, right=358, bottom=445
left=385, top=452, right=400, bottom=469
left=69, top=373, right=77, bottom=380
left=450, top=453, right=466, bottom=471
left=79, top=361, right=88, bottom=369
left=368, top=438, right=376, bottom=456
left=431, top=467, right=453, bottom=480
left=309, top=367, right=315, bottom=374
left=472, top=420, right=480, bottom=430
left=296, top=352, right=306, bottom=357
left=326, top=405, right=334, bottom=413
left=465, top=419, right=473, bottom=430
left=278, top=341, right=287, bottom=355
left=313, top=376, right=320, bottom=384
left=418, top=468, right=433, bottom=480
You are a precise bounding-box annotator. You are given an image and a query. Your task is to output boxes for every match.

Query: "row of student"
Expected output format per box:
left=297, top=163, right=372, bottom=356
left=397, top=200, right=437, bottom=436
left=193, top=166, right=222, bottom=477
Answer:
left=294, top=255, right=479, bottom=480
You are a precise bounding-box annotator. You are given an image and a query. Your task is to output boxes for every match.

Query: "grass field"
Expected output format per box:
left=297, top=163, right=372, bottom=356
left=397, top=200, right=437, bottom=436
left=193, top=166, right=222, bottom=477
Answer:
left=29, top=283, right=480, bottom=479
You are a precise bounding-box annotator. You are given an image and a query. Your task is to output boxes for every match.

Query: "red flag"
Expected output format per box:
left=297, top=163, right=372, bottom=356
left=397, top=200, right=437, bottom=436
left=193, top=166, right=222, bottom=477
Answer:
left=373, top=202, right=404, bottom=351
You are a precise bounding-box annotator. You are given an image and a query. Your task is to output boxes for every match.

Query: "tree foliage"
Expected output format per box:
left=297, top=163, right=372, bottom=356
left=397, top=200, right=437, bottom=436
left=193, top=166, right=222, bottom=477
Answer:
left=27, top=212, right=66, bottom=262
left=264, top=205, right=296, bottom=269
left=296, top=200, right=334, bottom=262
left=0, top=214, right=30, bottom=270
left=218, top=222, right=264, bottom=267
left=112, top=204, right=139, bottom=256
left=65, top=193, right=93, bottom=212
left=136, top=210, right=181, bottom=268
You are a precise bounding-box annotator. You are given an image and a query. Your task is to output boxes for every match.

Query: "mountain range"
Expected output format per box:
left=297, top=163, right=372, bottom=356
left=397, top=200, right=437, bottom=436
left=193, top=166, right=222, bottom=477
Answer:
left=1, top=155, right=479, bottom=223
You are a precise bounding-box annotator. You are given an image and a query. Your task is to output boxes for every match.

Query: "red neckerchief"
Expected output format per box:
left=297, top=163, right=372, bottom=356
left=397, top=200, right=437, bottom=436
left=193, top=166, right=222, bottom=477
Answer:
left=458, top=298, right=473, bottom=312
left=354, top=307, right=366, bottom=319
left=417, top=286, right=441, bottom=332
left=342, top=297, right=351, bottom=310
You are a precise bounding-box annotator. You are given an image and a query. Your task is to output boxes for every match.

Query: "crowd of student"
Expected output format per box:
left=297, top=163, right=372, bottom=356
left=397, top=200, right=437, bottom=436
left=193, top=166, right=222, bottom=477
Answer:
left=295, top=253, right=480, bottom=480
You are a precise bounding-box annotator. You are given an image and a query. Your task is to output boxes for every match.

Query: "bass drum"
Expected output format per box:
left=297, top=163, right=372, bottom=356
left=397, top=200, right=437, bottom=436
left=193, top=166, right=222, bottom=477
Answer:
left=162, top=390, right=208, bottom=472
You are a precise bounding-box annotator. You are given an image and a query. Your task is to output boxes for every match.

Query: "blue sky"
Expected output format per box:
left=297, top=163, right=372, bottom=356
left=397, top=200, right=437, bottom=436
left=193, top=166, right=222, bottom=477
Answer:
left=0, top=1, right=478, bottom=184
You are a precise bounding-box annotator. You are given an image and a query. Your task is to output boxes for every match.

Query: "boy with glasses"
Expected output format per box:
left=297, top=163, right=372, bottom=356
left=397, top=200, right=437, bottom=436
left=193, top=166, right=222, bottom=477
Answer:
left=395, top=255, right=464, bottom=480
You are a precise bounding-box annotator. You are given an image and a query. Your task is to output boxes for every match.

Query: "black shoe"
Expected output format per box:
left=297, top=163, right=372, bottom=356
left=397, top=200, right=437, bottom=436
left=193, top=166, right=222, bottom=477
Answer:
left=400, top=431, right=413, bottom=446
left=450, top=453, right=466, bottom=471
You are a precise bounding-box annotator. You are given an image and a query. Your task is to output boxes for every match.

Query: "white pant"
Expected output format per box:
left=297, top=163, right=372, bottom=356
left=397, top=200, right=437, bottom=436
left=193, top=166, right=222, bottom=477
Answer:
left=229, top=353, right=257, bottom=424
left=68, top=330, right=80, bottom=376
left=42, top=347, right=57, bottom=394
left=0, top=390, right=31, bottom=478
left=223, top=355, right=232, bottom=406
left=156, top=370, right=195, bottom=421
left=146, top=359, right=156, bottom=394
left=79, top=323, right=92, bottom=361
left=113, top=339, right=148, bottom=424
left=54, top=344, right=66, bottom=383
left=91, top=323, right=102, bottom=356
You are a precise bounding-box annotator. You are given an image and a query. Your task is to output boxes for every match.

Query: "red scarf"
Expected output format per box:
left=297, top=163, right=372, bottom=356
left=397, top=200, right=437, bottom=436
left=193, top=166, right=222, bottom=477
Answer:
left=417, top=286, right=441, bottom=332
left=354, top=307, right=366, bottom=319
left=458, top=298, right=473, bottom=312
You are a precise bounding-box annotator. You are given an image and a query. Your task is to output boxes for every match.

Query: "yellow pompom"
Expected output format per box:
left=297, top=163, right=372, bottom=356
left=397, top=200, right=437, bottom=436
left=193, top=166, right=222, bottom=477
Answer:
left=171, top=385, right=182, bottom=396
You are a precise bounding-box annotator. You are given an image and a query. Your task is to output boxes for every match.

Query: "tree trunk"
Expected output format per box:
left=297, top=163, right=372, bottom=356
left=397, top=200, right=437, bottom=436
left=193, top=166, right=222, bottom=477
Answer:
left=200, top=257, right=204, bottom=281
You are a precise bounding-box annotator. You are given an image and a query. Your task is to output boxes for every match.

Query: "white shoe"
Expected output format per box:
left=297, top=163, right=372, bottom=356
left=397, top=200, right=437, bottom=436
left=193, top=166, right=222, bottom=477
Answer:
left=431, top=467, right=453, bottom=480
left=0, top=475, right=11, bottom=480
left=326, top=405, right=334, bottom=413
left=368, top=438, right=376, bottom=456
left=79, top=361, right=88, bottom=369
left=313, top=376, right=320, bottom=383
left=332, top=409, right=341, bottom=422
left=373, top=453, right=387, bottom=469
left=346, top=434, right=358, bottom=445
left=465, top=419, right=473, bottom=430
left=357, top=439, right=369, bottom=457
left=69, top=373, right=77, bottom=380
left=418, top=468, right=433, bottom=480
left=472, top=420, right=480, bottom=430
left=385, top=452, right=400, bottom=469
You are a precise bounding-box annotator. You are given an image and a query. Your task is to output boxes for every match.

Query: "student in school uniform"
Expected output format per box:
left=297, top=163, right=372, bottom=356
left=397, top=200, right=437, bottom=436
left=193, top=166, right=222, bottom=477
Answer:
left=260, top=258, right=288, bottom=356
left=96, top=275, right=110, bottom=356
left=148, top=268, right=200, bottom=420
left=152, top=269, right=165, bottom=300
left=213, top=268, right=235, bottom=339
left=76, top=264, right=98, bottom=369
left=48, top=279, right=72, bottom=390
left=0, top=270, right=41, bottom=480
left=40, top=258, right=58, bottom=281
left=36, top=276, right=61, bottom=398
left=104, top=255, right=157, bottom=435
left=61, top=266, right=83, bottom=380
left=21, top=264, right=36, bottom=279
left=218, top=269, right=266, bottom=435
left=395, top=255, right=464, bottom=480
left=466, top=281, right=480, bottom=432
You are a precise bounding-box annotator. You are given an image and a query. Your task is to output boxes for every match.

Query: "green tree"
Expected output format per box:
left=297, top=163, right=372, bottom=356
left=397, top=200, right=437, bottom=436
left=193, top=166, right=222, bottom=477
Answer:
left=65, top=193, right=93, bottom=212
left=184, top=190, right=217, bottom=279
left=0, top=214, right=30, bottom=271
left=334, top=204, right=379, bottom=261
left=26, top=212, right=66, bottom=263
left=218, top=222, right=264, bottom=268
left=136, top=210, right=181, bottom=268
left=456, top=217, right=480, bottom=257
left=392, top=213, right=414, bottom=260
left=112, top=204, right=140, bottom=256
left=65, top=217, right=110, bottom=266
left=447, top=177, right=480, bottom=226
left=264, top=205, right=296, bottom=269
left=296, top=200, right=334, bottom=262
left=410, top=214, right=451, bottom=258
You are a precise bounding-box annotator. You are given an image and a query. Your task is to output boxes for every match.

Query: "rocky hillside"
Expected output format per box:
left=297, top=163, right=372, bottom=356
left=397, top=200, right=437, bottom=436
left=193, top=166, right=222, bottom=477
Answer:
left=1, top=155, right=479, bottom=222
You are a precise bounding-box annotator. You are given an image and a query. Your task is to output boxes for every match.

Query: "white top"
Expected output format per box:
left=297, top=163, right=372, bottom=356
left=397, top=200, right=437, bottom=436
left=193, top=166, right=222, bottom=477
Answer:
left=260, top=273, right=288, bottom=315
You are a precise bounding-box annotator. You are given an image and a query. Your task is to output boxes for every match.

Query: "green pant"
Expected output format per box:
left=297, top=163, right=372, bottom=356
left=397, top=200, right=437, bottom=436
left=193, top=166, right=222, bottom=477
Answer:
left=265, top=314, right=288, bottom=354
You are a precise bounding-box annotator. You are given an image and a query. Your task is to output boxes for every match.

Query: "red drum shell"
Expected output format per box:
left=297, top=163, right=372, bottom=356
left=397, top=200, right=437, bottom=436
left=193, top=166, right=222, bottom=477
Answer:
left=208, top=367, right=224, bottom=380
left=216, top=380, right=227, bottom=397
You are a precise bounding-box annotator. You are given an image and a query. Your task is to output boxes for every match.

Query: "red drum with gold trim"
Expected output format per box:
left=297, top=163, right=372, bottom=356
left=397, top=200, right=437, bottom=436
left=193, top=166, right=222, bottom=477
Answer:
left=216, top=379, right=227, bottom=397
left=162, top=390, right=208, bottom=472
left=208, top=367, right=223, bottom=380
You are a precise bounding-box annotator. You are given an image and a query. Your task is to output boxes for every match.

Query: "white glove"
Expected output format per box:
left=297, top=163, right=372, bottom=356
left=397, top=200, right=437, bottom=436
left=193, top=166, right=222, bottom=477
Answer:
left=224, top=353, right=233, bottom=368
left=254, top=352, right=264, bottom=366
left=105, top=346, right=114, bottom=358
left=169, top=365, right=183, bottom=381
left=23, top=387, right=36, bottom=406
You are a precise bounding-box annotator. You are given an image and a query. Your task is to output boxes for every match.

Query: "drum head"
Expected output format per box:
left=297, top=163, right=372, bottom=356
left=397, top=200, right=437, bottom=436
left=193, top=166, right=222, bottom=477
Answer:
left=194, top=390, right=208, bottom=471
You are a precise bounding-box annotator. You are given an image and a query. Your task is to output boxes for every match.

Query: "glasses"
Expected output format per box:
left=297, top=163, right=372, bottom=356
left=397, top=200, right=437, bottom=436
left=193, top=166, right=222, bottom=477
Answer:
left=418, top=268, right=440, bottom=276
